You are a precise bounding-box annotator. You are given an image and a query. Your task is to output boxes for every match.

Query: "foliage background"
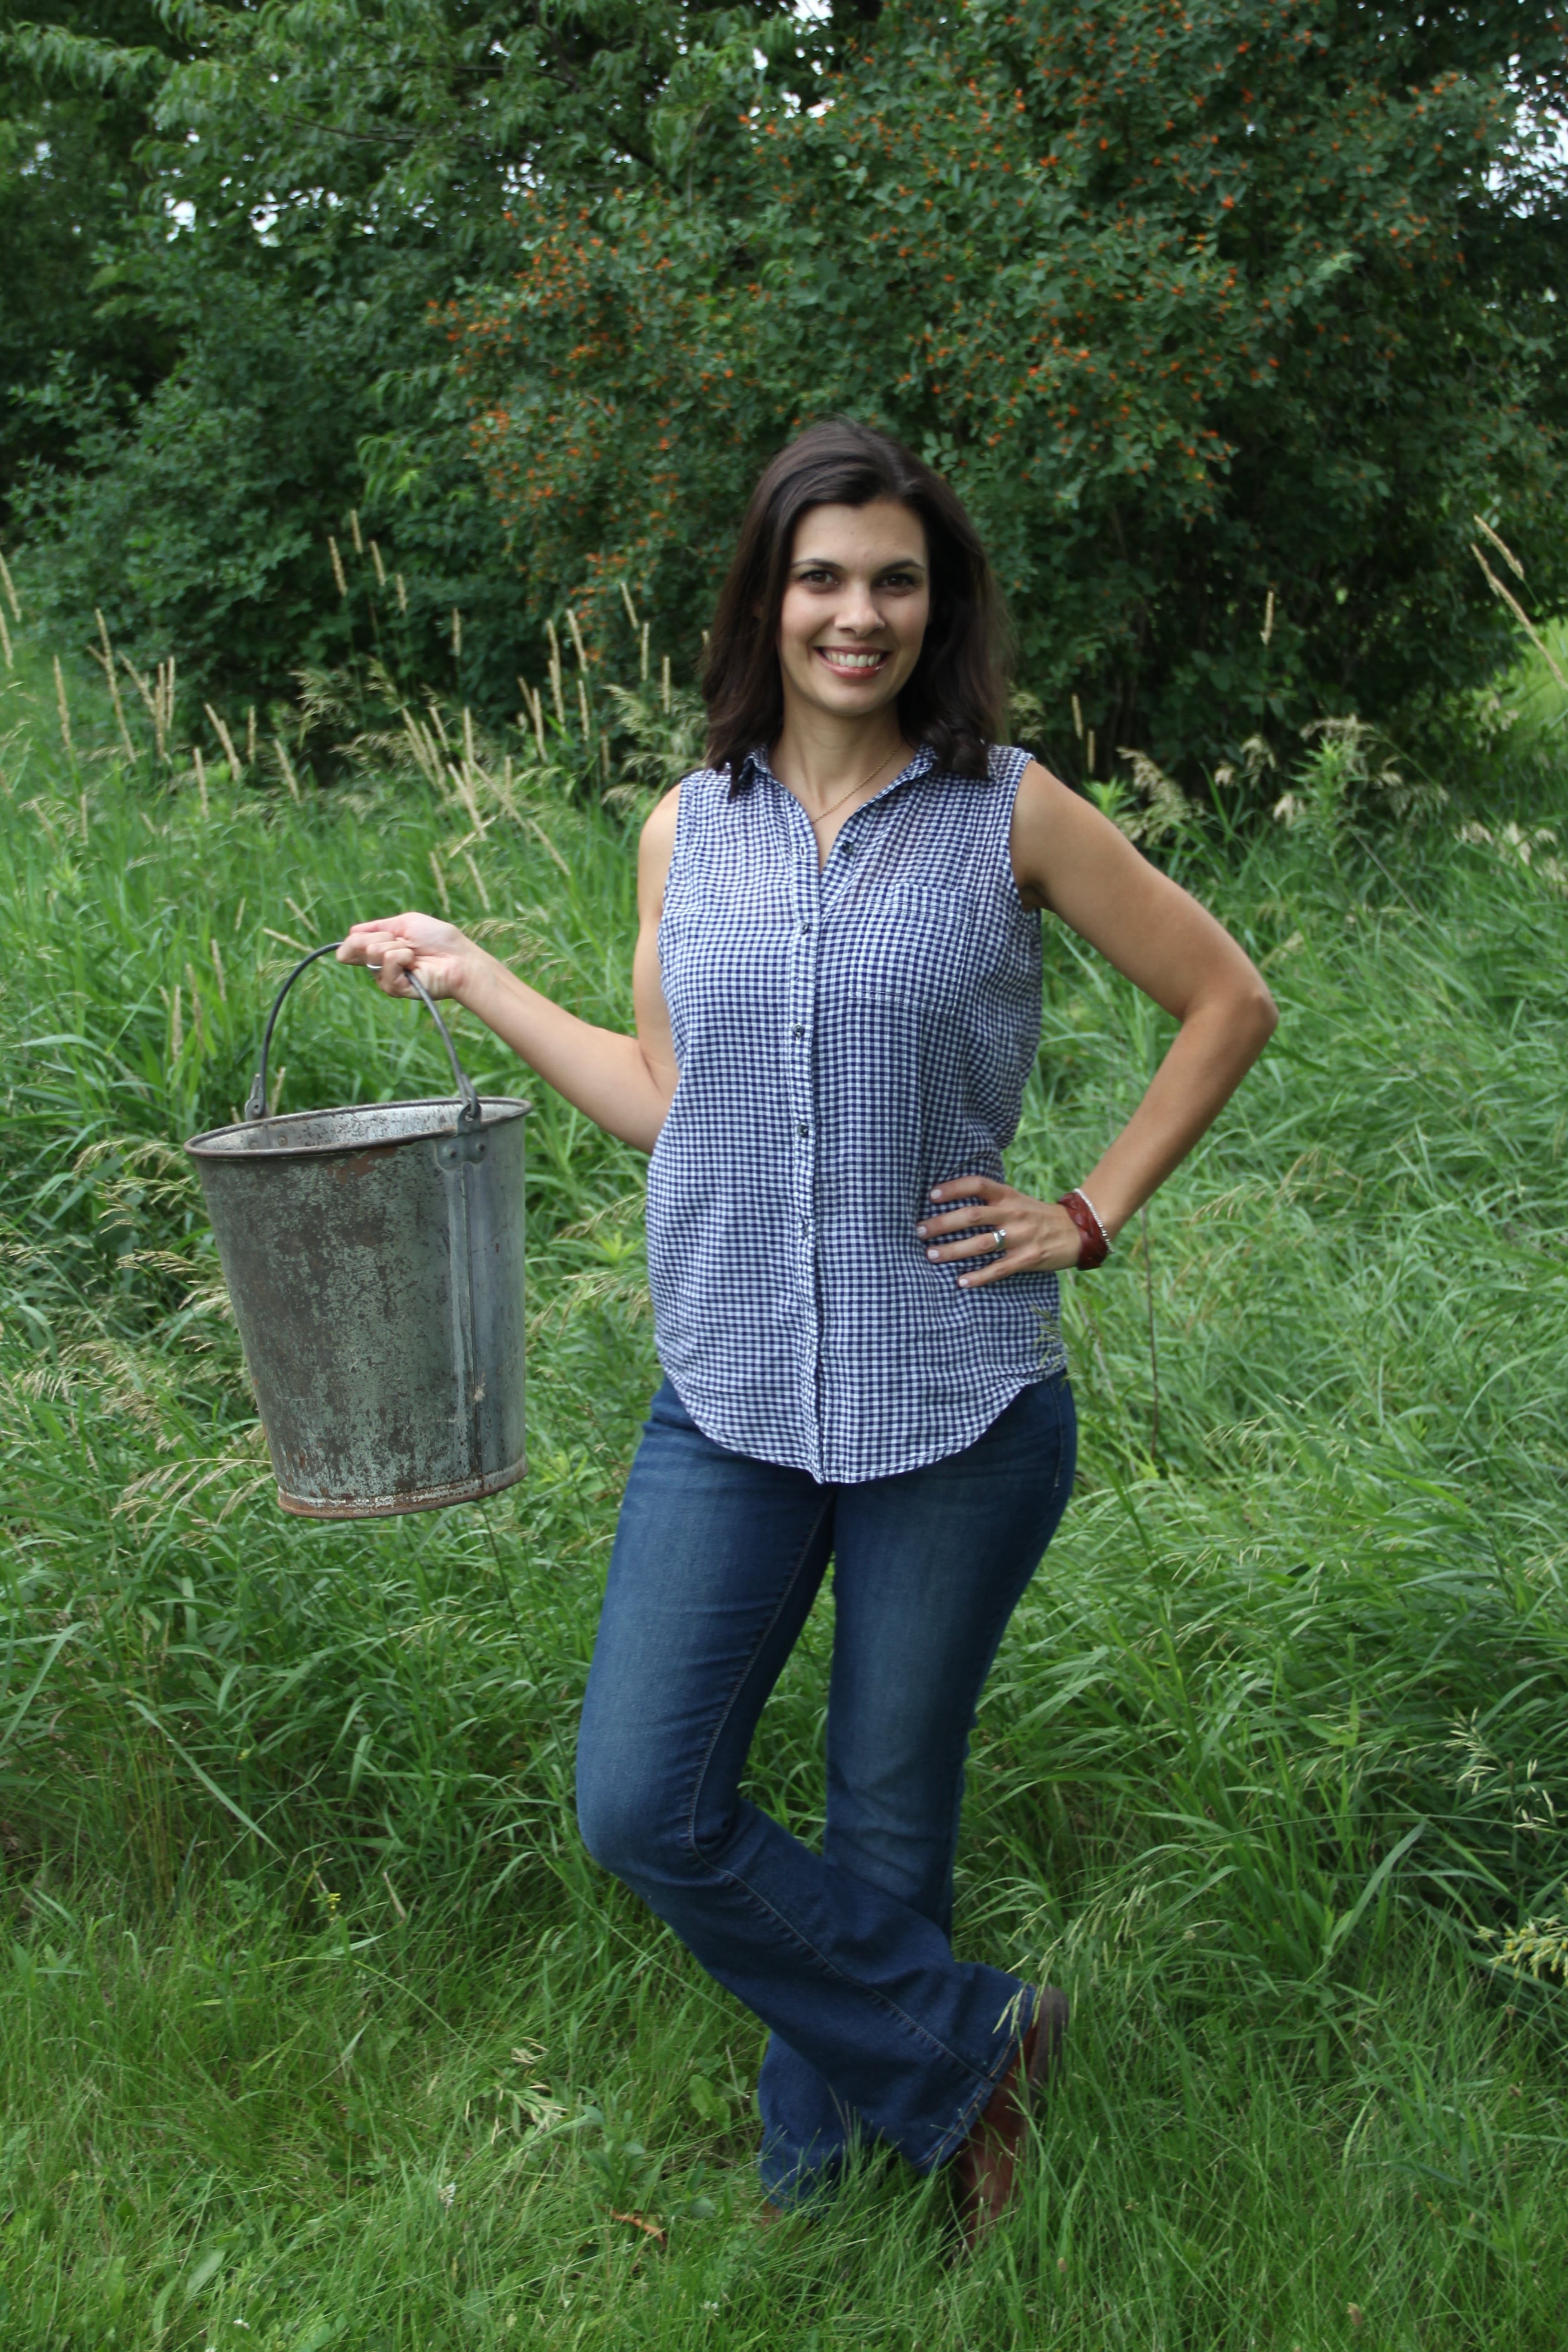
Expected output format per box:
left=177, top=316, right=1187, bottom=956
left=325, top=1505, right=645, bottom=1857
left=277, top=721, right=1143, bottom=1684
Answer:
left=3, top=0, right=1567, bottom=779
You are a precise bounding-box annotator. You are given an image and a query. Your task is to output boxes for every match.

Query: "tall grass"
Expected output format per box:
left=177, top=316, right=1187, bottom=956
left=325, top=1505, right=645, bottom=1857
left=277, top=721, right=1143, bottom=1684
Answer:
left=0, top=604, right=1565, bottom=2348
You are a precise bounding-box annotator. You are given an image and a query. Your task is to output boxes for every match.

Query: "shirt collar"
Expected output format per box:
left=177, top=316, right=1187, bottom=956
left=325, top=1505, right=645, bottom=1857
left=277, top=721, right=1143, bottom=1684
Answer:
left=731, top=740, right=938, bottom=799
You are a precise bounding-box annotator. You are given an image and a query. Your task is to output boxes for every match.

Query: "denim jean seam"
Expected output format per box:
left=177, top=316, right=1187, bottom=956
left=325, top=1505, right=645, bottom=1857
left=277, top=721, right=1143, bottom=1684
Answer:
left=696, top=1846, right=999, bottom=2120
left=675, top=1495, right=998, bottom=2122
left=917, top=1983, right=1038, bottom=2174
left=679, top=1493, right=834, bottom=1862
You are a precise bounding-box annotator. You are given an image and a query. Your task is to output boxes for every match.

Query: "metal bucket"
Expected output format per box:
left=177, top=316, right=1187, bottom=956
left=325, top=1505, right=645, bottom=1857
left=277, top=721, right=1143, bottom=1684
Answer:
left=186, top=943, right=529, bottom=1519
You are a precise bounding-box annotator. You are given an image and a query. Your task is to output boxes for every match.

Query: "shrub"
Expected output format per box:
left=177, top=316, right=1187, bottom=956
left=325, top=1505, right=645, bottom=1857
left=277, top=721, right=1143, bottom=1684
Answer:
left=457, top=0, right=1568, bottom=782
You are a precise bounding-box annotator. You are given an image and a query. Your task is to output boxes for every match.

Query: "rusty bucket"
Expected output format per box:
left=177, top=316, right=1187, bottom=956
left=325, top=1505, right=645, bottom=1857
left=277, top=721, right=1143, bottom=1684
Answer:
left=186, top=943, right=529, bottom=1518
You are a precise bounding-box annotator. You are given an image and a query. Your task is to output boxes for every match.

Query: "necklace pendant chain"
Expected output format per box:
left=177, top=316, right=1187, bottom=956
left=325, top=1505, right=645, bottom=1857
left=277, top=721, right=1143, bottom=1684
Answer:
left=804, top=744, right=906, bottom=828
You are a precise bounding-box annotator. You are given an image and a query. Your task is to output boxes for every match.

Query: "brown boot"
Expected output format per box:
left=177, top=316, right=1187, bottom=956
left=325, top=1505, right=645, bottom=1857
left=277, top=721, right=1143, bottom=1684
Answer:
left=950, top=1987, right=1069, bottom=2248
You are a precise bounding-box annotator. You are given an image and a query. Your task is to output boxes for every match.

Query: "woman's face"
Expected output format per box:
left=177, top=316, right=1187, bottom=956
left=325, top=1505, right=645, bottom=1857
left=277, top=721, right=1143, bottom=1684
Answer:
left=775, top=500, right=931, bottom=727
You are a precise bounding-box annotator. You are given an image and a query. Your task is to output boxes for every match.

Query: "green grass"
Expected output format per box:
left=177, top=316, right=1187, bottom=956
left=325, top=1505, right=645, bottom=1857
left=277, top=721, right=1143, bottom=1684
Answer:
left=0, top=622, right=1566, bottom=2349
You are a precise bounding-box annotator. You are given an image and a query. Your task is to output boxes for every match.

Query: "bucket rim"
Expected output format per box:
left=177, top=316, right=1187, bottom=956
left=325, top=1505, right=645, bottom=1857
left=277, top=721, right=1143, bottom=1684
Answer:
left=185, top=1093, right=530, bottom=1161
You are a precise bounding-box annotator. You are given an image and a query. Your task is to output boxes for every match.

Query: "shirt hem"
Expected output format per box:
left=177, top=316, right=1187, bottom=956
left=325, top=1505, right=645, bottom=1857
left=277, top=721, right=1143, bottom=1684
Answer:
left=659, top=1355, right=1070, bottom=1485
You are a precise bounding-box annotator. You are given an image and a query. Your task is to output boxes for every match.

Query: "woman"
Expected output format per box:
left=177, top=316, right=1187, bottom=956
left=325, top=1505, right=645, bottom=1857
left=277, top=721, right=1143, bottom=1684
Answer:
left=339, top=420, right=1277, bottom=2239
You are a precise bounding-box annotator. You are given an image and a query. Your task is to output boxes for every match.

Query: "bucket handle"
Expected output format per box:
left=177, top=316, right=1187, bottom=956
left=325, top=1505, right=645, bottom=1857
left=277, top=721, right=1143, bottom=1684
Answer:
left=245, top=941, right=484, bottom=1130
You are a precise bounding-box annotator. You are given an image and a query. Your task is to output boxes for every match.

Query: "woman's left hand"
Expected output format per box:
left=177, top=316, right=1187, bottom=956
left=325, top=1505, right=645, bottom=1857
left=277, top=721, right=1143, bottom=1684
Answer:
left=915, top=1176, right=1085, bottom=1287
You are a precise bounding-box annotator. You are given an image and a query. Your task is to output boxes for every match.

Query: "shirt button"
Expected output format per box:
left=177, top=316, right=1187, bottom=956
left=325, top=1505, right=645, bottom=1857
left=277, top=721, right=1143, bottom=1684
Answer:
left=796, top=1120, right=810, bottom=1138
left=841, top=840, right=856, bottom=859
left=793, top=1022, right=806, bottom=1040
left=799, top=919, right=811, bottom=935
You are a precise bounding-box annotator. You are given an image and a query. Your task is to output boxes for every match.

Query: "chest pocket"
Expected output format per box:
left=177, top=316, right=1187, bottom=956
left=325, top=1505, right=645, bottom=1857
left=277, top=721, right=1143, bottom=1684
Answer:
left=820, top=884, right=998, bottom=1020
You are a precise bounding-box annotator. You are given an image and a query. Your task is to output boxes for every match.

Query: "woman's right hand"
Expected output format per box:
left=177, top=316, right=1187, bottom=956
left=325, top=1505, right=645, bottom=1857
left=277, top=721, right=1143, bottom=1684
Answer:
left=337, top=913, right=485, bottom=1004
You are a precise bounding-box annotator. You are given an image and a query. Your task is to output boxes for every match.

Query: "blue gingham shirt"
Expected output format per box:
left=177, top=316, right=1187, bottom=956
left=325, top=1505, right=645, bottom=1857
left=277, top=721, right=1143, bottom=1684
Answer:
left=646, top=741, right=1066, bottom=1482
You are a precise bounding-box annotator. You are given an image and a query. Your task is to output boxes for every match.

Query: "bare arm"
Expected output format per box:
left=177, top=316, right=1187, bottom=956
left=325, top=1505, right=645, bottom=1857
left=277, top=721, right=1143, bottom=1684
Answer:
left=336, top=788, right=682, bottom=1154
left=918, top=760, right=1278, bottom=1284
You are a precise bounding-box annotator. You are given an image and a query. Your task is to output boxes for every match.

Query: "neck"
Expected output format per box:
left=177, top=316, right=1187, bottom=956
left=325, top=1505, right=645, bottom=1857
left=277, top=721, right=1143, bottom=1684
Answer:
left=771, top=696, right=908, bottom=806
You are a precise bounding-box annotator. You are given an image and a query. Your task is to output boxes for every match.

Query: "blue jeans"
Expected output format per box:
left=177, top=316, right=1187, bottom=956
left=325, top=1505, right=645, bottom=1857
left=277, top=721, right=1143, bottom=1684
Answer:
left=575, top=1373, right=1077, bottom=2202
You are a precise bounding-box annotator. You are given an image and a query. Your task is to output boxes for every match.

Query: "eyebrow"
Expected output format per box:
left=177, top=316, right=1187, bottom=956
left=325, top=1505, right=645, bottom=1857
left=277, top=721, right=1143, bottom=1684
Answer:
left=789, top=553, right=928, bottom=573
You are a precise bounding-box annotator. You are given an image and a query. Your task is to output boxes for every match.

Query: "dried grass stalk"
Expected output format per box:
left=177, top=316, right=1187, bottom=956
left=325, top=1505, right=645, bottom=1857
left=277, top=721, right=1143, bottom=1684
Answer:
left=546, top=621, right=566, bottom=729
left=204, top=703, right=243, bottom=782
left=518, top=676, right=546, bottom=758
left=1470, top=542, right=1568, bottom=695
left=328, top=536, right=348, bottom=599
left=1472, top=511, right=1526, bottom=581
left=401, top=708, right=440, bottom=789
left=93, top=610, right=137, bottom=763
left=122, top=653, right=163, bottom=760
left=53, top=656, right=72, bottom=756
left=273, top=736, right=302, bottom=801
left=461, top=847, right=491, bottom=911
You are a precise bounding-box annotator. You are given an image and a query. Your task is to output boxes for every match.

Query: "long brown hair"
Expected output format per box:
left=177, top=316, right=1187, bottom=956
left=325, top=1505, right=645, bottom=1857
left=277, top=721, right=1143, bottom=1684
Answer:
left=701, top=419, right=1009, bottom=780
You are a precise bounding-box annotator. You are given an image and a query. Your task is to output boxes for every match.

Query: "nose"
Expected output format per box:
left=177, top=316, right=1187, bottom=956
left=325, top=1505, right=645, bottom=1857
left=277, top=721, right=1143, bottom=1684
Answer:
left=833, top=580, right=884, bottom=637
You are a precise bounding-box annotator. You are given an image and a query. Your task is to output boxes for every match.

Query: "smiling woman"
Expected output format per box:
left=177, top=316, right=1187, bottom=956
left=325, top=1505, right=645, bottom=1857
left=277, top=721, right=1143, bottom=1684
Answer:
left=336, top=416, right=1278, bottom=2248
left=703, top=420, right=1005, bottom=795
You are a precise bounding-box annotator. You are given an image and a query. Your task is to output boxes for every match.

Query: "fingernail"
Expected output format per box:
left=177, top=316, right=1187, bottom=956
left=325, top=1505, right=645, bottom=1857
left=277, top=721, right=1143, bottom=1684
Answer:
left=925, top=1247, right=939, bottom=1260
left=914, top=1224, right=926, bottom=1238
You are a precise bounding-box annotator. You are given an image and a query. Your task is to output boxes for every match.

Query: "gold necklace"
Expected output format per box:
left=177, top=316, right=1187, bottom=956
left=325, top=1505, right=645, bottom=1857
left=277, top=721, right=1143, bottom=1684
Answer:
left=799, top=744, right=905, bottom=829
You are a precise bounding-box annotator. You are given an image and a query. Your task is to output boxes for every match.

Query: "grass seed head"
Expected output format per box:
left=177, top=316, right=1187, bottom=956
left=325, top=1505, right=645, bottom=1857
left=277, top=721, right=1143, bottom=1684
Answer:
left=53, top=654, right=72, bottom=755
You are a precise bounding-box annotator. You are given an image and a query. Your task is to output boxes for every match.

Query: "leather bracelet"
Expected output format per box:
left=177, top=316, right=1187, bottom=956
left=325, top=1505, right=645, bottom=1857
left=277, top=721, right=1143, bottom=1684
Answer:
left=1058, top=1188, right=1111, bottom=1270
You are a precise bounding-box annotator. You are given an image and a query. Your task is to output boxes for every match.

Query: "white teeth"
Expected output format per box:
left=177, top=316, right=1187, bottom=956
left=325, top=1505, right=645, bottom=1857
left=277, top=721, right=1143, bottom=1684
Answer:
left=818, top=650, right=884, bottom=670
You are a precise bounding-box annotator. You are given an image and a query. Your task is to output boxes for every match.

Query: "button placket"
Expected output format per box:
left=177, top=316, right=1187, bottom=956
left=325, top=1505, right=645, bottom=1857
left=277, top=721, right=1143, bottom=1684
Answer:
left=785, top=790, right=825, bottom=1474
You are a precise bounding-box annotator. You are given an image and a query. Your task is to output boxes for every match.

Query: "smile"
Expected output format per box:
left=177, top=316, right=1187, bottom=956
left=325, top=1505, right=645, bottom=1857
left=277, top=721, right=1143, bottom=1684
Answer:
left=814, top=647, right=889, bottom=674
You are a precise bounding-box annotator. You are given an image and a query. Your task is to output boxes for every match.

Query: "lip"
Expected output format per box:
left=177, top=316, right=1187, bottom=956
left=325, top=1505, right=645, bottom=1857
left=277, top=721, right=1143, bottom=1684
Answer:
left=812, top=646, right=890, bottom=676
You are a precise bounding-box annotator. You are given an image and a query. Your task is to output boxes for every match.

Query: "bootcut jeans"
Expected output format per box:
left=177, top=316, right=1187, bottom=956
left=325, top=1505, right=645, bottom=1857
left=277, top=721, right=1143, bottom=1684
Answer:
left=574, top=1372, right=1077, bottom=2202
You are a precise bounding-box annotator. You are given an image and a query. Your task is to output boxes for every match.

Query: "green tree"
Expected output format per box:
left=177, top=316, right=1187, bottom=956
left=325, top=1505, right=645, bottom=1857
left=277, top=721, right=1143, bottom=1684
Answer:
left=1, top=2, right=841, bottom=708
left=0, top=0, right=180, bottom=502
left=9, top=0, right=1566, bottom=770
left=456, top=0, right=1568, bottom=775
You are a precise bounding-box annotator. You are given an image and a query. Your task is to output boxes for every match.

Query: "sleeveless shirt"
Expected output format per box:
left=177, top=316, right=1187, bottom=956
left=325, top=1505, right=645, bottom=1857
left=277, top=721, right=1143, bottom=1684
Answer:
left=646, top=740, right=1067, bottom=1483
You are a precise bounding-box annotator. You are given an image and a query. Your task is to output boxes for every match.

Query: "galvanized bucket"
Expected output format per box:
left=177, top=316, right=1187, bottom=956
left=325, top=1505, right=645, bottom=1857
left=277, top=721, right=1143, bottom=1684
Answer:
left=186, top=943, right=529, bottom=1519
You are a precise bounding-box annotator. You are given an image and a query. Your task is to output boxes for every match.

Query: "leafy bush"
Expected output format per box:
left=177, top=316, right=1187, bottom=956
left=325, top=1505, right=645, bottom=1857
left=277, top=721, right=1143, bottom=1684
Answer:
left=10, top=235, right=536, bottom=717
left=8, top=0, right=1568, bottom=779
left=459, top=0, right=1568, bottom=779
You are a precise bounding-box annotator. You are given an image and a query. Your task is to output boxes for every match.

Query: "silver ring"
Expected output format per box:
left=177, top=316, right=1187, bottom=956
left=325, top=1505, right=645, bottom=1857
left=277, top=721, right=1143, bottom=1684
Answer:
left=993, top=1226, right=1007, bottom=1251
left=367, top=960, right=383, bottom=971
